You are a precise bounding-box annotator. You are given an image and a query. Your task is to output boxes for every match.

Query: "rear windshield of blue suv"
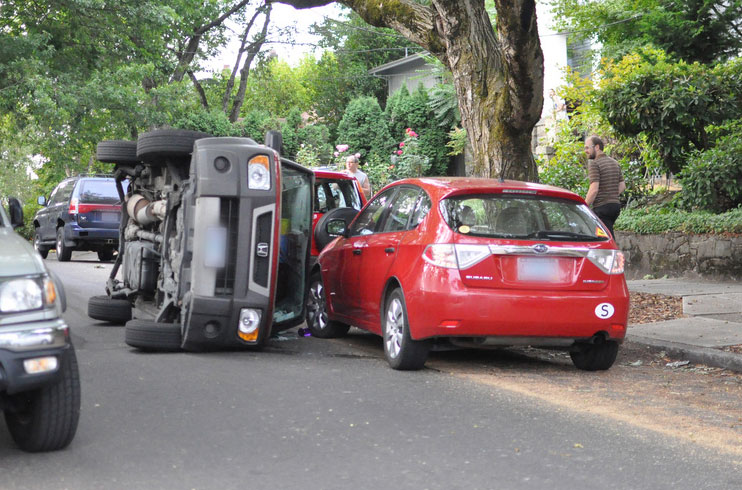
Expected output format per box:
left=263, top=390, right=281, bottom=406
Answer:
left=79, top=179, right=123, bottom=204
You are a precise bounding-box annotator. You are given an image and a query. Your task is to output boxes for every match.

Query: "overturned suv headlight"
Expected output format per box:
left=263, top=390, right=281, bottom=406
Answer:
left=248, top=155, right=271, bottom=191
left=0, top=277, right=56, bottom=313
left=237, top=308, right=261, bottom=342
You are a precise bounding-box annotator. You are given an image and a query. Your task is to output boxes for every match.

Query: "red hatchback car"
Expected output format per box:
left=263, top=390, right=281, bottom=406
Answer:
left=310, top=178, right=629, bottom=371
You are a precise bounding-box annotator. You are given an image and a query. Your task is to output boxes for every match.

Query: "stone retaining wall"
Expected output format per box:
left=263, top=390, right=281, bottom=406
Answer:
left=615, top=232, right=742, bottom=280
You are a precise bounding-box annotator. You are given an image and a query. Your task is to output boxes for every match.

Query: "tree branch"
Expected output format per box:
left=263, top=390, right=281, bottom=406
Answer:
left=275, top=0, right=440, bottom=55
left=222, top=5, right=265, bottom=112
left=230, top=4, right=273, bottom=122
left=188, top=70, right=209, bottom=109
left=194, top=0, right=253, bottom=36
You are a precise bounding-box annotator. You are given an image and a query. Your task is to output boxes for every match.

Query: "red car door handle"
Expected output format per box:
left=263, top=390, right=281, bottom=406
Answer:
left=353, top=249, right=362, bottom=255
left=385, top=247, right=395, bottom=253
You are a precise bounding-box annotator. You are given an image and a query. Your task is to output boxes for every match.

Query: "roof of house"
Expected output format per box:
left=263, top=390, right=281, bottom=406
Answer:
left=368, top=52, right=430, bottom=75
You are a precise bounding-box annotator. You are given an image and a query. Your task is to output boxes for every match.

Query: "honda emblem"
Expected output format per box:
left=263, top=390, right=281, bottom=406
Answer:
left=256, top=242, right=269, bottom=258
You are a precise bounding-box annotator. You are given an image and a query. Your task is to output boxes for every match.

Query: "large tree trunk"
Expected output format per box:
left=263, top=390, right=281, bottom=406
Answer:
left=275, top=0, right=544, bottom=181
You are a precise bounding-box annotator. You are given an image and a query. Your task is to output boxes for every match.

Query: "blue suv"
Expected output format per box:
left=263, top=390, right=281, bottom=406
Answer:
left=33, top=176, right=125, bottom=262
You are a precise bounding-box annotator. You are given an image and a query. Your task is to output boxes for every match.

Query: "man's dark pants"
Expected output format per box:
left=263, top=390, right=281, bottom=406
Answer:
left=593, top=202, right=622, bottom=239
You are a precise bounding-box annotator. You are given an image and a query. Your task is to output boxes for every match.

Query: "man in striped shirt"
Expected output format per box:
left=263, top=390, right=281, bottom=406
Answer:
left=584, top=135, right=625, bottom=239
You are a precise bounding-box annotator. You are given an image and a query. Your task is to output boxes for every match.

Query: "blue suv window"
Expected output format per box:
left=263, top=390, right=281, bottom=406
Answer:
left=78, top=179, right=121, bottom=204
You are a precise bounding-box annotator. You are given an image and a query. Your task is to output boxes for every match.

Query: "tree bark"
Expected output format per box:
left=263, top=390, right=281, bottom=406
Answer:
left=275, top=0, right=544, bottom=181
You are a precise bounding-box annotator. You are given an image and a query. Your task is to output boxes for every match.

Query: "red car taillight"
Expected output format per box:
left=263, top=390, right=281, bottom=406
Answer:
left=586, top=249, right=625, bottom=274
left=422, top=244, right=491, bottom=270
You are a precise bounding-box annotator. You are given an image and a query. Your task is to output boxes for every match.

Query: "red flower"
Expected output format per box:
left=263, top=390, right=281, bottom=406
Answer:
left=397, top=150, right=403, bottom=155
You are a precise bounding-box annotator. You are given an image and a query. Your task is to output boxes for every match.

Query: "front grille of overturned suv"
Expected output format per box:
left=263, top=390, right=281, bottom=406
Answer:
left=252, top=212, right=273, bottom=289
left=215, top=198, right=239, bottom=296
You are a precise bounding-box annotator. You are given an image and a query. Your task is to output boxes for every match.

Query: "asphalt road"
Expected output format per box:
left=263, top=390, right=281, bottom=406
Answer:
left=1, top=251, right=740, bottom=489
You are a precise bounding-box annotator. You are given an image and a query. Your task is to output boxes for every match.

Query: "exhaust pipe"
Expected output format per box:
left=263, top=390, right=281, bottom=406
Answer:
left=126, top=194, right=167, bottom=225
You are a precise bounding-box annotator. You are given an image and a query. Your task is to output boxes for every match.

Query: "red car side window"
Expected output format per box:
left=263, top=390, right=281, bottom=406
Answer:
left=350, top=189, right=395, bottom=236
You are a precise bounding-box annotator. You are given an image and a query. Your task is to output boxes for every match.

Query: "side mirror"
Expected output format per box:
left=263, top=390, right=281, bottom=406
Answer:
left=37, top=195, right=47, bottom=206
left=326, top=218, right=348, bottom=238
left=264, top=130, right=283, bottom=153
left=8, top=197, right=24, bottom=229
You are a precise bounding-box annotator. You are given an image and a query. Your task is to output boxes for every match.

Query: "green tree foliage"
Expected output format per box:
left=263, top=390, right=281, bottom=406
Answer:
left=242, top=56, right=317, bottom=117
left=550, top=0, right=742, bottom=64
left=0, top=0, right=275, bottom=196
left=336, top=96, right=393, bottom=161
left=312, top=10, right=419, bottom=103
left=539, top=67, right=658, bottom=201
left=598, top=49, right=742, bottom=174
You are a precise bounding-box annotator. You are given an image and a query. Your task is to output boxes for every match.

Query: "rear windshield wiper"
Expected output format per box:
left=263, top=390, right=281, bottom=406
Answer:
left=526, top=231, right=605, bottom=241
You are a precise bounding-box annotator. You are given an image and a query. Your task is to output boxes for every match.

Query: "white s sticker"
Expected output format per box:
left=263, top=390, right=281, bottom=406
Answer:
left=595, top=303, right=615, bottom=319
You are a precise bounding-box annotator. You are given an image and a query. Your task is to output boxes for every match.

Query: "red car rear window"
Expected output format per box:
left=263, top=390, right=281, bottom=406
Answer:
left=440, top=194, right=609, bottom=241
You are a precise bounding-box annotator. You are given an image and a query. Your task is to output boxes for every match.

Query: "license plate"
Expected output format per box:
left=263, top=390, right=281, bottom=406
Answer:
left=101, top=212, right=119, bottom=222
left=517, top=257, right=559, bottom=282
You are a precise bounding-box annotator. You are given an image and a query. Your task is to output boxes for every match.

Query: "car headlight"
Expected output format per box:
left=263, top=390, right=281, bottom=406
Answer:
left=248, top=155, right=271, bottom=190
left=0, top=278, right=43, bottom=312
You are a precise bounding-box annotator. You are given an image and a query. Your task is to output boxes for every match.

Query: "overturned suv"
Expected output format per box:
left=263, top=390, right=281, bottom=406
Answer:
left=87, top=130, right=313, bottom=351
left=1, top=197, right=80, bottom=452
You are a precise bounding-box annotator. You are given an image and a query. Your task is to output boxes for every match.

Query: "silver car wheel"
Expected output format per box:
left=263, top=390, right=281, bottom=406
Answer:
left=385, top=297, right=404, bottom=359
left=307, top=280, right=327, bottom=331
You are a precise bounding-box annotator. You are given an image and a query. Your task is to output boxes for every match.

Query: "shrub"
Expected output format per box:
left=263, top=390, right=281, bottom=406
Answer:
left=172, top=110, right=237, bottom=136
left=616, top=205, right=742, bottom=234
left=336, top=96, right=393, bottom=161
left=363, top=153, right=394, bottom=193
left=389, top=128, right=431, bottom=180
left=675, top=127, right=742, bottom=213
left=385, top=85, right=449, bottom=175
left=235, top=110, right=277, bottom=142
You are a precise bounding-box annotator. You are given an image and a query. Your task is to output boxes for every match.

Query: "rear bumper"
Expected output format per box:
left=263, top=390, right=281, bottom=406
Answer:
left=0, top=319, right=71, bottom=394
left=65, top=223, right=119, bottom=245
left=405, top=276, right=629, bottom=342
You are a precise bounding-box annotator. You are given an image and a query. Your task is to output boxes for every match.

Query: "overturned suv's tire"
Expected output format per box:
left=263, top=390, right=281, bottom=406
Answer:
left=125, top=320, right=182, bottom=352
left=87, top=295, right=132, bottom=324
left=96, top=140, right=139, bottom=164
left=136, top=129, right=212, bottom=164
left=314, top=207, right=359, bottom=252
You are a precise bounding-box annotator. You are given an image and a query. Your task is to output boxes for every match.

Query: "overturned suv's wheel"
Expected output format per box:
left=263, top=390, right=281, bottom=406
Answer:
left=125, top=319, right=182, bottom=352
left=87, top=295, right=132, bottom=324
left=5, top=345, right=81, bottom=452
left=96, top=140, right=139, bottom=164
left=136, top=129, right=212, bottom=164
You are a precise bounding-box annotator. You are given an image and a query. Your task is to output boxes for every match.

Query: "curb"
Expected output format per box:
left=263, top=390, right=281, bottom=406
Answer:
left=626, top=335, right=742, bottom=374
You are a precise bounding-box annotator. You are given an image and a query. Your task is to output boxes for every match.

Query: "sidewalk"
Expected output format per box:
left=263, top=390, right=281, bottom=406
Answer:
left=626, top=278, right=742, bottom=373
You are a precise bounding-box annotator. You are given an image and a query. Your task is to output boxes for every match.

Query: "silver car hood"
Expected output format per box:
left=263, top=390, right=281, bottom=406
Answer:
left=0, top=228, right=46, bottom=277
